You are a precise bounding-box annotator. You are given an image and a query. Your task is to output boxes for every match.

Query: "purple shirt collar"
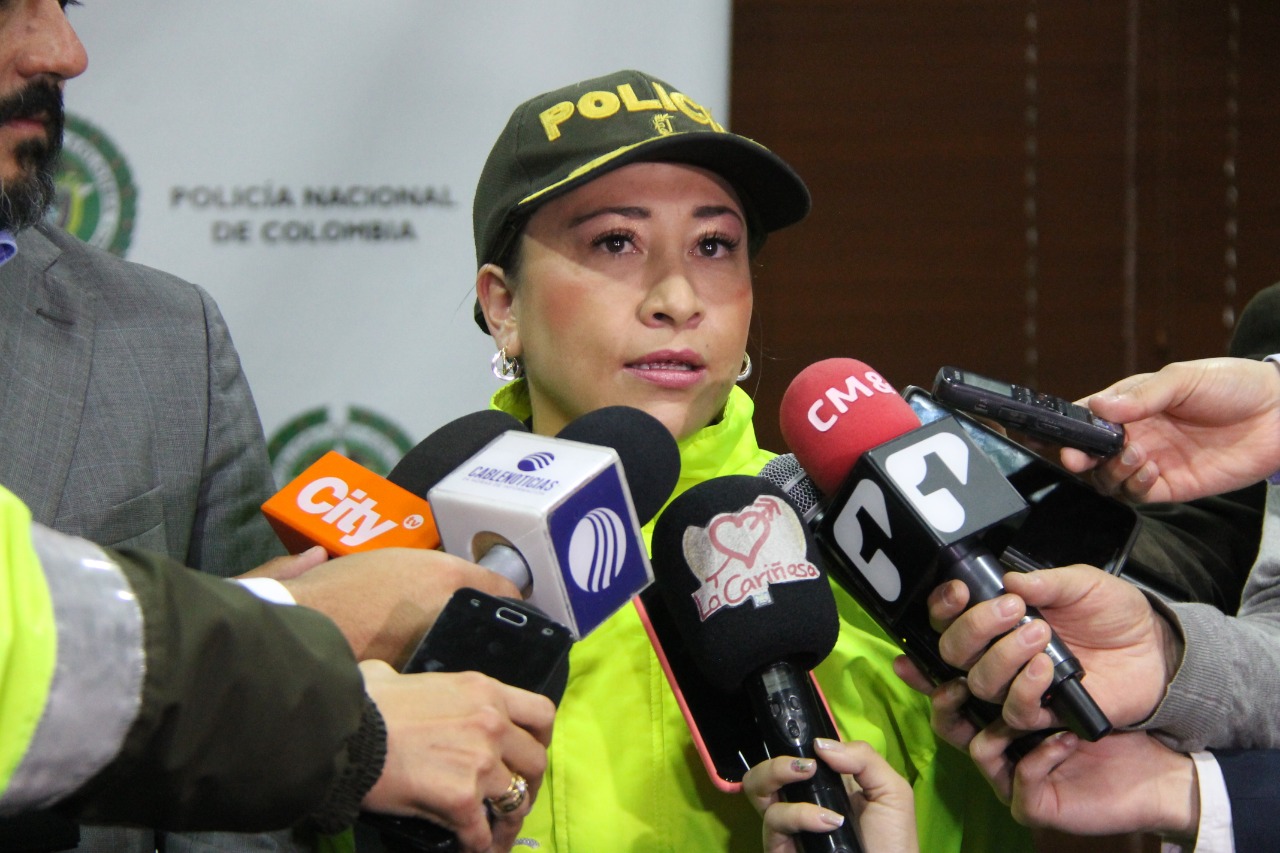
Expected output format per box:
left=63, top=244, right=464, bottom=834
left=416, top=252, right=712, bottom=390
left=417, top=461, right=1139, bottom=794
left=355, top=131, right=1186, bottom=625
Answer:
left=0, top=230, right=15, bottom=267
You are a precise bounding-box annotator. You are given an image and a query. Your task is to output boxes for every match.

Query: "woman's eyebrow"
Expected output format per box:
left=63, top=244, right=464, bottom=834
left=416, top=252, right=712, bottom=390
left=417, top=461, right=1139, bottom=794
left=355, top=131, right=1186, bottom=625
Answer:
left=566, top=204, right=743, bottom=228
left=568, top=206, right=650, bottom=228
left=694, top=205, right=744, bottom=223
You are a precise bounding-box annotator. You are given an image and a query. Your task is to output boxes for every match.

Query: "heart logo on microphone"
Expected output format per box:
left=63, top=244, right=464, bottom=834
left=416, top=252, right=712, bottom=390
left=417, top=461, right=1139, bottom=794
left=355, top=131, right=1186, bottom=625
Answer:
left=686, top=495, right=821, bottom=621
left=708, top=510, right=770, bottom=569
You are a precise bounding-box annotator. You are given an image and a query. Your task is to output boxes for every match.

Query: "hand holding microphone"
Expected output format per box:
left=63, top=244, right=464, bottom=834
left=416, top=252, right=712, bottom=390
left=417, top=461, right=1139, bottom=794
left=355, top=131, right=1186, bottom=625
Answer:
left=360, top=406, right=679, bottom=851
left=743, top=739, right=918, bottom=853
left=650, top=474, right=864, bottom=853
left=777, top=358, right=1111, bottom=743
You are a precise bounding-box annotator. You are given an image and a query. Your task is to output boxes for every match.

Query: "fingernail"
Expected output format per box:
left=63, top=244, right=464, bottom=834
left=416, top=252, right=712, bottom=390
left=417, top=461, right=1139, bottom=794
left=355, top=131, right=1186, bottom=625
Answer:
left=819, top=810, right=846, bottom=828
left=997, top=595, right=1021, bottom=618
left=814, top=738, right=839, bottom=752
left=1050, top=730, right=1079, bottom=749
left=1121, top=447, right=1139, bottom=466
left=940, top=582, right=961, bottom=608
left=943, top=679, right=970, bottom=702
left=1027, top=653, right=1050, bottom=679
left=1135, top=465, right=1154, bottom=484
left=1019, top=620, right=1049, bottom=647
left=791, top=758, right=815, bottom=772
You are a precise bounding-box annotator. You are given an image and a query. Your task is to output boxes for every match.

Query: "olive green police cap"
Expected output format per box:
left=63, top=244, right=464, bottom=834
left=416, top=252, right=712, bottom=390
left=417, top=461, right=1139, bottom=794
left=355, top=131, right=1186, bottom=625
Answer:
left=471, top=69, right=811, bottom=332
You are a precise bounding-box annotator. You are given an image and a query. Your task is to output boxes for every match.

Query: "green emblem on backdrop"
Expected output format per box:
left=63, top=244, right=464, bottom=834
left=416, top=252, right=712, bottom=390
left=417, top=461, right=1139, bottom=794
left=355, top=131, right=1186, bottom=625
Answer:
left=268, top=405, right=415, bottom=484
left=50, top=114, right=138, bottom=257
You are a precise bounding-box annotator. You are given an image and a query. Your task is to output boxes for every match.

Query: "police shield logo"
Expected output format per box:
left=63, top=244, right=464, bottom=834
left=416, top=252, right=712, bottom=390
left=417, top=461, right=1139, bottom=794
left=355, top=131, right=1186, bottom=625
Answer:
left=50, top=114, right=137, bottom=256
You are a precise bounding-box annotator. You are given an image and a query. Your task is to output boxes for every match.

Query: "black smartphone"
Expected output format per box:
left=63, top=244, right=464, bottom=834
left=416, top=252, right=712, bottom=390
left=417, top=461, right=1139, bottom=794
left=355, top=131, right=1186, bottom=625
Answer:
left=903, top=385, right=1139, bottom=575
left=932, top=366, right=1126, bottom=458
left=634, top=588, right=772, bottom=789
left=360, top=589, right=573, bottom=853
left=401, top=589, right=574, bottom=697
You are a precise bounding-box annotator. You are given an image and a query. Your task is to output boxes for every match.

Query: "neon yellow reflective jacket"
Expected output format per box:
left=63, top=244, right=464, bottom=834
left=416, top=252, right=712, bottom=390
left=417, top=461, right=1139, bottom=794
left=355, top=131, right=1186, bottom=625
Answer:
left=0, top=486, right=57, bottom=808
left=491, top=384, right=1033, bottom=853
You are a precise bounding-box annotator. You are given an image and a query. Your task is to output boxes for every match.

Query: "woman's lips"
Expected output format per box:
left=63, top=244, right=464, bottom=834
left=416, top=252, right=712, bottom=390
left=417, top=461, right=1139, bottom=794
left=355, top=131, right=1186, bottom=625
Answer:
left=626, top=352, right=706, bottom=389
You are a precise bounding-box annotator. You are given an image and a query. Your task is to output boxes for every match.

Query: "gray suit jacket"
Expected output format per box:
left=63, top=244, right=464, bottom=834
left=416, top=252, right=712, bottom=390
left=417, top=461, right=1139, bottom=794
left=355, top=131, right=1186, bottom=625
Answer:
left=0, top=224, right=302, bottom=852
left=0, top=223, right=281, bottom=575
left=1147, top=484, right=1280, bottom=751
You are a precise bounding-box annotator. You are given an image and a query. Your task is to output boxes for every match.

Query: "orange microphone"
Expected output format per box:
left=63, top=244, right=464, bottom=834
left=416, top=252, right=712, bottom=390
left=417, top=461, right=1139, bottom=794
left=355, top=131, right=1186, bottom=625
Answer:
left=261, top=450, right=440, bottom=557
left=262, top=410, right=532, bottom=557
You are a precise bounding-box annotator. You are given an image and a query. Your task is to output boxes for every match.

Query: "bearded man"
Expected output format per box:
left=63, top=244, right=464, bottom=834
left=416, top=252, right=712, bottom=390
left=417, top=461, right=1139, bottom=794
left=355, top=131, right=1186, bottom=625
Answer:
left=0, top=3, right=290, bottom=851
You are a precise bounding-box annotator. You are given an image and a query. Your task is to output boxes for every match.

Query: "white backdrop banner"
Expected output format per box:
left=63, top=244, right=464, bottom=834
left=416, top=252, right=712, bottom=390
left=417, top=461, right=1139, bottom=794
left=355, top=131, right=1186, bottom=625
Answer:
left=61, top=1, right=732, bottom=480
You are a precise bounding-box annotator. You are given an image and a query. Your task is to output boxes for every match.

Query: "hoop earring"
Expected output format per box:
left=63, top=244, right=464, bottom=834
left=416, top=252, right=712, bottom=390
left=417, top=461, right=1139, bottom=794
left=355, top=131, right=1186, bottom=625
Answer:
left=490, top=347, right=524, bottom=382
left=736, top=353, right=753, bottom=383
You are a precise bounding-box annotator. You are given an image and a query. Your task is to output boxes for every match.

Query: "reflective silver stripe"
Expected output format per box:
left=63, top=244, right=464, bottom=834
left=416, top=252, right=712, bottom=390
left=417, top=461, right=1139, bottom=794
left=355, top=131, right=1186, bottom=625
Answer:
left=0, top=525, right=144, bottom=812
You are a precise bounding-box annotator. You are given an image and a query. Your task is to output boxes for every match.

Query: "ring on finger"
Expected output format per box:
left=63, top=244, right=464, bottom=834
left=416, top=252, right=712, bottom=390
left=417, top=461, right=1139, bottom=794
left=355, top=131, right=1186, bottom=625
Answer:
left=485, top=772, right=528, bottom=814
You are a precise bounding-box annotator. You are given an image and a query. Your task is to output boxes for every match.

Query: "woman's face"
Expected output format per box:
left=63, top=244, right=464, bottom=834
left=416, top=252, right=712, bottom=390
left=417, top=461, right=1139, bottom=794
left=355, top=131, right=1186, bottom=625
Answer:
left=502, top=161, right=753, bottom=440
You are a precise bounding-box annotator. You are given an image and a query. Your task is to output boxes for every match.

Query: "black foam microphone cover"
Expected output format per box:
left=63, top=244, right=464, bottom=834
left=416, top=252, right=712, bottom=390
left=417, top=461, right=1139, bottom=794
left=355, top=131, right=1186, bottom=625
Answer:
left=650, top=475, right=839, bottom=693
left=555, top=405, right=681, bottom=525
left=387, top=409, right=528, bottom=497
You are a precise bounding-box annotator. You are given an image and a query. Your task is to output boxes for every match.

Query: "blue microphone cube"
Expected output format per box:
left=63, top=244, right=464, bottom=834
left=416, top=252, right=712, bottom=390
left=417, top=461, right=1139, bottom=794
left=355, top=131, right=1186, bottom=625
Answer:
left=429, top=431, right=654, bottom=638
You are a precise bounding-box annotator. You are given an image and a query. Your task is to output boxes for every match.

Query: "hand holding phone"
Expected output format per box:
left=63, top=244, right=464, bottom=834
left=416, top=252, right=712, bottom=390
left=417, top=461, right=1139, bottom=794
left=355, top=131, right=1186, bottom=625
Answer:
left=361, top=590, right=572, bottom=852
left=903, top=385, right=1138, bottom=576
left=933, top=366, right=1125, bottom=458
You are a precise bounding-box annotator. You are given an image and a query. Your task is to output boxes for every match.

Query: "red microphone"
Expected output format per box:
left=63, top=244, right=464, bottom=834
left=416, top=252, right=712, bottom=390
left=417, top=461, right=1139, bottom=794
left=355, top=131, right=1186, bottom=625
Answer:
left=779, top=359, right=920, bottom=495
left=779, top=357, right=1112, bottom=742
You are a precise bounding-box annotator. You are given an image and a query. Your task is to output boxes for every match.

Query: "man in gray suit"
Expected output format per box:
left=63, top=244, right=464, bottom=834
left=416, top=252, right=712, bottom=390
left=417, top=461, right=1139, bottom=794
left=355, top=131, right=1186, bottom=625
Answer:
left=0, top=3, right=290, bottom=851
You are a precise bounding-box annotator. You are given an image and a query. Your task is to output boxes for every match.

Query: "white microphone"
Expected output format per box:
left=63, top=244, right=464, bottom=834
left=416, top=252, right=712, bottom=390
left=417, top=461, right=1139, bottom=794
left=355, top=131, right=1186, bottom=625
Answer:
left=427, top=406, right=679, bottom=639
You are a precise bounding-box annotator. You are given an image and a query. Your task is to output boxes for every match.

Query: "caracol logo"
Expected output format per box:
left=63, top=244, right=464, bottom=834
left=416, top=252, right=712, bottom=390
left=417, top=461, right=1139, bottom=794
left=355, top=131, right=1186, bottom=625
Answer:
left=683, top=495, right=821, bottom=620
left=832, top=480, right=901, bottom=602
left=294, top=476, right=415, bottom=547
left=518, top=452, right=555, bottom=472
left=268, top=405, right=414, bottom=485
left=50, top=115, right=137, bottom=257
left=885, top=432, right=971, bottom=533
left=566, top=507, right=628, bottom=593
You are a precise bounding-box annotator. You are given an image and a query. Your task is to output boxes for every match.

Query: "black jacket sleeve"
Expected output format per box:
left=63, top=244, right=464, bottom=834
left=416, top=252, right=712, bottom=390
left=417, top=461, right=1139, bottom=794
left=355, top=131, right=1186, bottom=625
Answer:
left=56, top=548, right=385, bottom=833
left=1123, top=483, right=1266, bottom=612
left=1213, top=749, right=1280, bottom=852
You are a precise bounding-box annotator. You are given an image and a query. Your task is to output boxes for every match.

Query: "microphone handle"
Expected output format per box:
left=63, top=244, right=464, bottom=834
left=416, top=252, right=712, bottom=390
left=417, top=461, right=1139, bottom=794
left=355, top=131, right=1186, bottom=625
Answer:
left=941, top=542, right=1112, bottom=741
left=744, top=661, right=864, bottom=853
left=478, top=543, right=532, bottom=596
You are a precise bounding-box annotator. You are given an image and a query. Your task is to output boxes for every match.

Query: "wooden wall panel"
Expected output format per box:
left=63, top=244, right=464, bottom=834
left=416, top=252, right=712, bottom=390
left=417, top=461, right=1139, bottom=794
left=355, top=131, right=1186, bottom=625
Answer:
left=732, top=0, right=1280, bottom=453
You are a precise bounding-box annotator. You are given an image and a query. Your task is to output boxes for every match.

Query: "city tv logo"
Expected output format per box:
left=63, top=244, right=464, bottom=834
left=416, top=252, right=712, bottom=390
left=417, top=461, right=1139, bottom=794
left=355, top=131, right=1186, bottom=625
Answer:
left=293, top=476, right=413, bottom=547
left=684, top=495, right=821, bottom=621
left=566, top=507, right=628, bottom=593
